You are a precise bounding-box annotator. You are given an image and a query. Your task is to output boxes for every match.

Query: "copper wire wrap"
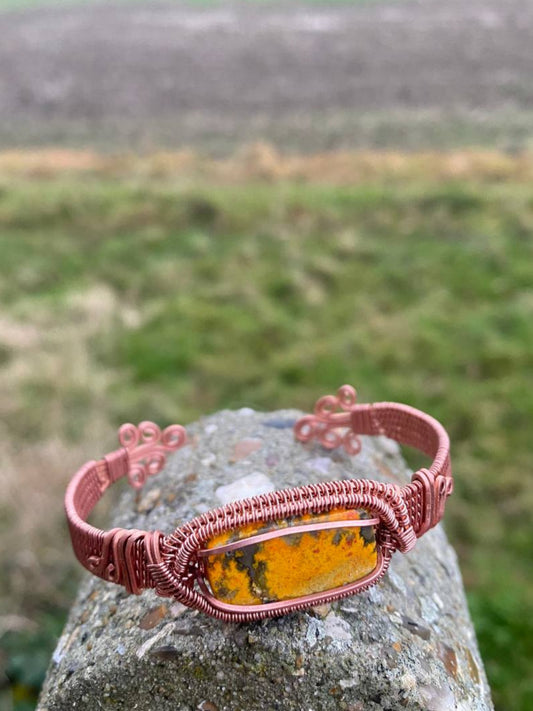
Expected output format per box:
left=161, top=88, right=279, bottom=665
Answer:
left=65, top=386, right=453, bottom=621
left=64, top=423, right=186, bottom=595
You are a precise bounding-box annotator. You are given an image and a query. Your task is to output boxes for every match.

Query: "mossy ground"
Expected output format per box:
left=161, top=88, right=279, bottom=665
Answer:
left=0, top=150, right=532, bottom=710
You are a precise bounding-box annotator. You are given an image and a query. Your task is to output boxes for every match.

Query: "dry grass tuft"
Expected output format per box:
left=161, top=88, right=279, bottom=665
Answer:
left=1, top=144, right=533, bottom=184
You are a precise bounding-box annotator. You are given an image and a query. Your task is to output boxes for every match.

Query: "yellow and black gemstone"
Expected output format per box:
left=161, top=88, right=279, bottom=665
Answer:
left=203, top=508, right=378, bottom=605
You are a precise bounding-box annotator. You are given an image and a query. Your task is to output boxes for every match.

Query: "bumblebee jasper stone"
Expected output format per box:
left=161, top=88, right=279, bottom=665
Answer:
left=203, top=508, right=378, bottom=605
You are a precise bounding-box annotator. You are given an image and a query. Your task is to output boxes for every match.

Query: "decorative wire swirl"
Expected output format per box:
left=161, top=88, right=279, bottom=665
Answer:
left=294, top=384, right=362, bottom=455
left=118, top=421, right=187, bottom=489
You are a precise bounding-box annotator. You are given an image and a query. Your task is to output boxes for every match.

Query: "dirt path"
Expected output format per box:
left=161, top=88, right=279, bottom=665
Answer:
left=1, top=0, right=532, bottom=152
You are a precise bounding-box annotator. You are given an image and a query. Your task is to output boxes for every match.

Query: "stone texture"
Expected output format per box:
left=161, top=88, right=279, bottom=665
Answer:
left=38, top=408, right=493, bottom=711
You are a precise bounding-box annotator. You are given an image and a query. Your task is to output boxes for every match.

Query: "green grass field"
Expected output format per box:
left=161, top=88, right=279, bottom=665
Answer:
left=0, top=153, right=532, bottom=709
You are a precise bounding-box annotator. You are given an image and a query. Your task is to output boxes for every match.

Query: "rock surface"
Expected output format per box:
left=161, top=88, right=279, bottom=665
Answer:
left=38, top=408, right=493, bottom=711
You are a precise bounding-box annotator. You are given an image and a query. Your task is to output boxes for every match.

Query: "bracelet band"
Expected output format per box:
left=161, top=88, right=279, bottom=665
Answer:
left=65, top=385, right=452, bottom=621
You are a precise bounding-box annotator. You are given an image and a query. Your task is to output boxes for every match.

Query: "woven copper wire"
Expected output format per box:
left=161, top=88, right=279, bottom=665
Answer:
left=65, top=386, right=453, bottom=621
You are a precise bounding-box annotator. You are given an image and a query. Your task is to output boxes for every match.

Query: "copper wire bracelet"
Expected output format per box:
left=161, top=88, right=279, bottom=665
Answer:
left=65, top=385, right=452, bottom=622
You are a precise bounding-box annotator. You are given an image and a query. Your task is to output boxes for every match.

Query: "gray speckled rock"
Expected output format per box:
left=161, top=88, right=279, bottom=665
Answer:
left=38, top=409, right=493, bottom=711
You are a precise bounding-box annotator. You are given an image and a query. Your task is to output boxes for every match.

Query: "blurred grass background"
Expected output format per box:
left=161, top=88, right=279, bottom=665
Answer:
left=0, top=148, right=532, bottom=710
